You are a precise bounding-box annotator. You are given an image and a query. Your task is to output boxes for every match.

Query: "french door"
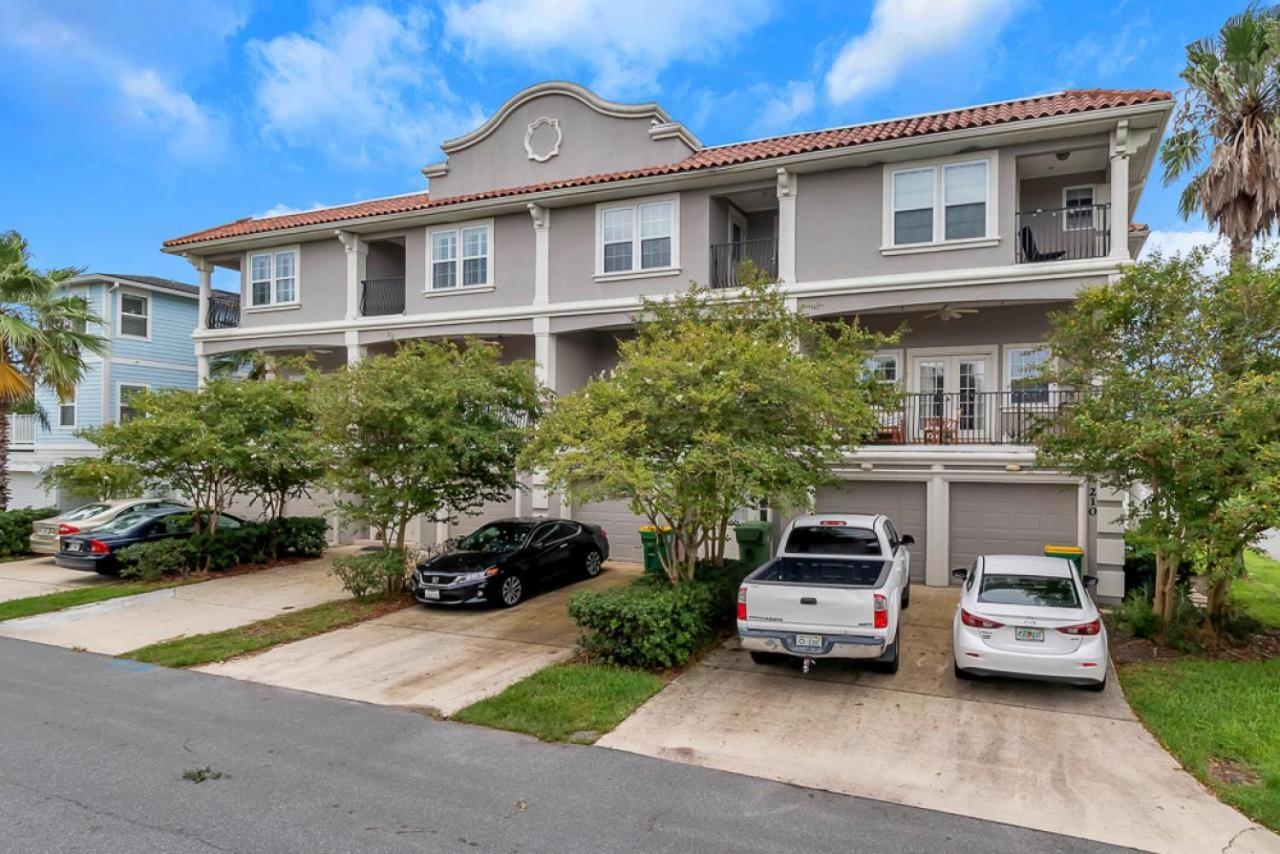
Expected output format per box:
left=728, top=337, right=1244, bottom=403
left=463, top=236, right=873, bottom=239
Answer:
left=911, top=354, right=993, bottom=440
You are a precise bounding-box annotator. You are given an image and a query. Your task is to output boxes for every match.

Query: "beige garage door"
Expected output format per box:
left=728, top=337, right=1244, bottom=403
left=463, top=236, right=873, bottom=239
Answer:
left=814, top=480, right=927, bottom=582
left=574, top=499, right=647, bottom=563
left=949, top=482, right=1078, bottom=581
left=452, top=492, right=518, bottom=537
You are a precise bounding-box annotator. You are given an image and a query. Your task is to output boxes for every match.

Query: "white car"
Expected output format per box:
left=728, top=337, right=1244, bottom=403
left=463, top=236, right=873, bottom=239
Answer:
left=952, top=555, right=1107, bottom=691
left=737, top=514, right=915, bottom=673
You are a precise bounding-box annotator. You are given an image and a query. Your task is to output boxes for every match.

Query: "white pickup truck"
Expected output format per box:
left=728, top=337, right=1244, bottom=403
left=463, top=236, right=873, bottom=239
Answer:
left=736, top=514, right=914, bottom=673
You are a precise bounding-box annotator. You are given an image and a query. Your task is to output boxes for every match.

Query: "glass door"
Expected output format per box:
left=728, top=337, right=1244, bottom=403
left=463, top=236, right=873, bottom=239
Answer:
left=912, top=354, right=992, bottom=442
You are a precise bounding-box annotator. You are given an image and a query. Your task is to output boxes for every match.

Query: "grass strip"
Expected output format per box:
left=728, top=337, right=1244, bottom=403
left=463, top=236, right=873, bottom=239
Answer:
left=452, top=662, right=664, bottom=743
left=122, top=595, right=409, bottom=668
left=1233, top=551, right=1280, bottom=630
left=0, top=581, right=171, bottom=622
left=1120, top=658, right=1280, bottom=832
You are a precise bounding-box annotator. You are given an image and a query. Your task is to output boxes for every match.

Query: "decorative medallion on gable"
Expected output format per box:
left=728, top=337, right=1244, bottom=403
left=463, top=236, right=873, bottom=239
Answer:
left=524, top=116, right=562, bottom=163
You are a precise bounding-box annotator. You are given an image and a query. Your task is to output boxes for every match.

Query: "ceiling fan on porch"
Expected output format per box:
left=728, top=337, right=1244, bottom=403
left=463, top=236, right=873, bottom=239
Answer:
left=924, top=304, right=979, bottom=322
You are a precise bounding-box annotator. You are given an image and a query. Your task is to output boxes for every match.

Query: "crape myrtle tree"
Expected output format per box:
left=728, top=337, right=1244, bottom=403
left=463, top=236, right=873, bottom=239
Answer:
left=313, top=339, right=542, bottom=552
left=522, top=266, right=899, bottom=584
left=40, top=457, right=145, bottom=501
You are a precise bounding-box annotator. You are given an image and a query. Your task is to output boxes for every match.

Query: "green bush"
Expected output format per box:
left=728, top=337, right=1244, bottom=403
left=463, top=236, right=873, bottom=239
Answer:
left=117, top=540, right=193, bottom=581
left=1112, top=581, right=1204, bottom=652
left=186, top=516, right=326, bottom=572
left=1114, top=584, right=1161, bottom=639
left=331, top=549, right=407, bottom=600
left=272, top=516, right=327, bottom=557
left=0, top=506, right=58, bottom=557
left=568, top=561, right=748, bottom=670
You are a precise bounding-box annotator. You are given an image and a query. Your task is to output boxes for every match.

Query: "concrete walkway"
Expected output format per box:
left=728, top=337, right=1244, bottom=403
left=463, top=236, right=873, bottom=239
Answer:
left=198, top=563, right=641, bottom=716
left=0, top=555, right=352, bottom=655
left=0, top=556, right=114, bottom=603
left=599, top=586, right=1280, bottom=854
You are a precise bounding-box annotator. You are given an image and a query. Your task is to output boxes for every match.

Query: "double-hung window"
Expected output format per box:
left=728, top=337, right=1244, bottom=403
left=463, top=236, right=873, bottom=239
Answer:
left=598, top=198, right=676, bottom=275
left=942, top=161, right=988, bottom=240
left=888, top=156, right=993, bottom=247
left=1063, top=186, right=1096, bottom=231
left=891, top=168, right=935, bottom=245
left=118, top=292, right=149, bottom=339
left=58, top=386, right=76, bottom=428
left=1007, top=346, right=1051, bottom=404
left=430, top=223, right=491, bottom=290
left=867, top=353, right=900, bottom=384
left=118, top=384, right=147, bottom=423
left=248, top=249, right=298, bottom=307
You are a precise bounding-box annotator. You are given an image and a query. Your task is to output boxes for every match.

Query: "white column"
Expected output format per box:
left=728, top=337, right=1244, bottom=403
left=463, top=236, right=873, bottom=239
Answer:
left=776, top=167, right=798, bottom=284
left=926, top=469, right=949, bottom=587
left=196, top=349, right=210, bottom=389
left=344, top=328, right=364, bottom=365
left=185, top=254, right=213, bottom=332
left=533, top=316, right=555, bottom=389
left=1109, top=121, right=1131, bottom=261
left=528, top=203, right=550, bottom=306
left=336, top=230, right=367, bottom=321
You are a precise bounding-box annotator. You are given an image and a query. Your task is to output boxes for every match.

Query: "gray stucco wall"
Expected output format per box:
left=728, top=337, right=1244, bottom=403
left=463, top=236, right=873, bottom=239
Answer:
left=238, top=238, right=345, bottom=329
left=400, top=212, right=536, bottom=314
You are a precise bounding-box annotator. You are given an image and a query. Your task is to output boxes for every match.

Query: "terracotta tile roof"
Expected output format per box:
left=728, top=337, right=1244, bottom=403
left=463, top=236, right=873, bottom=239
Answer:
left=164, top=88, right=1171, bottom=249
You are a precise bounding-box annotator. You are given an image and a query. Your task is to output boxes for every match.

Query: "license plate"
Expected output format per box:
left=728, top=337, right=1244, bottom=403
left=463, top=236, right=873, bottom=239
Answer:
left=69, top=542, right=83, bottom=552
left=1015, top=627, right=1044, bottom=642
left=422, top=589, right=440, bottom=600
left=794, top=634, right=823, bottom=648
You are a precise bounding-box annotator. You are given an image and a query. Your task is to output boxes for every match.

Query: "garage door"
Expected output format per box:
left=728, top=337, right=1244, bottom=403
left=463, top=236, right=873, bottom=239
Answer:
left=573, top=499, right=647, bottom=563
left=949, top=482, right=1078, bottom=581
left=814, top=480, right=927, bottom=582
left=453, top=492, right=517, bottom=537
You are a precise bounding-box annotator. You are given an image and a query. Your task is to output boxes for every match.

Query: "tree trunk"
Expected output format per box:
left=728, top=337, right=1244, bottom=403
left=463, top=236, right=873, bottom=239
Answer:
left=1230, top=233, right=1252, bottom=263
left=1204, top=575, right=1231, bottom=639
left=1152, top=549, right=1168, bottom=623
left=1160, top=548, right=1179, bottom=626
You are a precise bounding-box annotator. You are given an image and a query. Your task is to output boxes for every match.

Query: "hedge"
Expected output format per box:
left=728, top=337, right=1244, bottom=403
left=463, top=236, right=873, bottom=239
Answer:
left=0, top=507, right=59, bottom=557
left=117, top=515, right=329, bottom=577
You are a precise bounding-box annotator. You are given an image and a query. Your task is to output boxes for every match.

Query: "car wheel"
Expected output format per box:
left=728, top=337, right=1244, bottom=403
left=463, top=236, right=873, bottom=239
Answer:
left=873, top=634, right=900, bottom=674
left=497, top=575, right=525, bottom=608
left=901, top=582, right=911, bottom=610
left=953, top=662, right=975, bottom=681
left=1081, top=674, right=1107, bottom=692
left=749, top=651, right=786, bottom=665
left=583, top=549, right=604, bottom=578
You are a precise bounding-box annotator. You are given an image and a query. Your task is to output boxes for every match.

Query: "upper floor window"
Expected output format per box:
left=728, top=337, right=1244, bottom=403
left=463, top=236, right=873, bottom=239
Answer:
left=886, top=155, right=996, bottom=250
left=1063, top=185, right=1097, bottom=231
left=867, top=353, right=900, bottom=383
left=430, top=222, right=491, bottom=290
left=597, top=197, right=678, bottom=277
left=118, top=383, right=147, bottom=423
left=118, top=292, right=149, bottom=339
left=1007, top=346, right=1051, bottom=403
left=58, top=386, right=76, bottom=428
left=248, top=248, right=298, bottom=308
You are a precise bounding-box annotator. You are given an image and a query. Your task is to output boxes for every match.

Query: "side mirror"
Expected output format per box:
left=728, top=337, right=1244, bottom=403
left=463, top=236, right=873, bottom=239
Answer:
left=1084, top=575, right=1099, bottom=589
left=900, top=534, right=915, bottom=546
left=951, top=567, right=968, bottom=582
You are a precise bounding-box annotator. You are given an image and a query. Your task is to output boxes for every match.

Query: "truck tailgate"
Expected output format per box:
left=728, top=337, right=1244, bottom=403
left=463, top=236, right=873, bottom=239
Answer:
left=742, top=557, right=887, bottom=634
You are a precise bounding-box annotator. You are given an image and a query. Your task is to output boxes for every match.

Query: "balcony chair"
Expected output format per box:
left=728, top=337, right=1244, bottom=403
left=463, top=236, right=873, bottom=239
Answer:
left=1018, top=226, right=1066, bottom=263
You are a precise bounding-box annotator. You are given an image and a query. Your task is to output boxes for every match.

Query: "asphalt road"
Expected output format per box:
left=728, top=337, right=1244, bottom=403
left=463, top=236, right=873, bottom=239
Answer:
left=0, top=637, right=1135, bottom=854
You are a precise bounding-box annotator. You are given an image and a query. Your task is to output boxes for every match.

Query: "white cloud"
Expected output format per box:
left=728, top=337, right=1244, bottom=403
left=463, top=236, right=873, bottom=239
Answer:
left=825, top=0, right=1020, bottom=105
left=1140, top=229, right=1225, bottom=260
left=249, top=5, right=483, bottom=166
left=254, top=202, right=327, bottom=220
left=755, top=81, right=816, bottom=134
left=443, top=0, right=775, bottom=95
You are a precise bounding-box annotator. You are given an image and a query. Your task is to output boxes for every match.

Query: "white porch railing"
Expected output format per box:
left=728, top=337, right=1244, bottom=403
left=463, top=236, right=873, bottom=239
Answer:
left=8, top=414, right=34, bottom=449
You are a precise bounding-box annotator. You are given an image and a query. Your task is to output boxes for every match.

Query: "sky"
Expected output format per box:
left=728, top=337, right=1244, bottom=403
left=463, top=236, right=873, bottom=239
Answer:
left=0, top=0, right=1242, bottom=291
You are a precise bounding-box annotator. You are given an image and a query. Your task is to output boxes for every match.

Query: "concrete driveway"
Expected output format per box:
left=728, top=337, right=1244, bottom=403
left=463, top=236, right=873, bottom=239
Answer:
left=0, top=556, right=350, bottom=655
left=198, top=563, right=641, bottom=716
left=0, top=556, right=114, bottom=603
left=599, top=586, right=1280, bottom=854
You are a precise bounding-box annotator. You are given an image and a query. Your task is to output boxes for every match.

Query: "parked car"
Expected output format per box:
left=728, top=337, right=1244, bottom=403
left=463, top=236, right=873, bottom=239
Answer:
left=56, top=507, right=244, bottom=575
left=737, top=514, right=914, bottom=673
left=411, top=518, right=609, bottom=608
left=951, top=555, right=1107, bottom=691
left=30, top=498, right=188, bottom=555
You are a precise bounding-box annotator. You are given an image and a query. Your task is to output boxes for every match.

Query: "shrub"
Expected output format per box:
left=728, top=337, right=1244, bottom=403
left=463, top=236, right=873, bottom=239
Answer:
left=1123, top=537, right=1193, bottom=594
left=272, top=516, right=327, bottom=557
left=0, top=506, right=58, bottom=557
left=118, top=540, right=193, bottom=581
left=569, top=560, right=749, bottom=669
left=1112, top=581, right=1204, bottom=651
left=331, top=549, right=407, bottom=600
left=1114, top=584, right=1161, bottom=639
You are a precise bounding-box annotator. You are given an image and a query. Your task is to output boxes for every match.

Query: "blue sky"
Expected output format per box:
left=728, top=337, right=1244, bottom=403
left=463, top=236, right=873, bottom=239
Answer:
left=0, top=0, right=1239, bottom=291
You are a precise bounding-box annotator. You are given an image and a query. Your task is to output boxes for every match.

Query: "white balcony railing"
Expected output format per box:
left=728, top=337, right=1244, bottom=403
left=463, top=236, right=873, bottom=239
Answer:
left=8, top=414, right=34, bottom=450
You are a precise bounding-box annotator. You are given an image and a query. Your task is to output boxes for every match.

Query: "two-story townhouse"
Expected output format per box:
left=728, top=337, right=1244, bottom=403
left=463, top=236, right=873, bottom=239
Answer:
left=162, top=81, right=1172, bottom=599
left=8, top=274, right=240, bottom=509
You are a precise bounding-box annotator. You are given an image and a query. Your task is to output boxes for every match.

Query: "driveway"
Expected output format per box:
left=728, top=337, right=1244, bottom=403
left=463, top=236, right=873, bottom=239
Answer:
left=198, top=563, right=641, bottom=716
left=0, top=555, right=113, bottom=603
left=599, top=586, right=1280, bottom=854
left=0, top=556, right=351, bottom=655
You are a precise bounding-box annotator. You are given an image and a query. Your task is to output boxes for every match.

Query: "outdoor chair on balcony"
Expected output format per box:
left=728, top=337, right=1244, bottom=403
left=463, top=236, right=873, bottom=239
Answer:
left=922, top=417, right=959, bottom=445
left=874, top=410, right=905, bottom=444
left=1018, top=226, right=1067, bottom=263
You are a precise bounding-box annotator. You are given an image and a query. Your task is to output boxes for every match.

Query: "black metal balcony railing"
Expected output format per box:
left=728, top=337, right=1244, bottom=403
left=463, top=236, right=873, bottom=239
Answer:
left=709, top=237, right=778, bottom=288
left=360, top=277, right=406, bottom=316
left=205, top=297, right=240, bottom=329
left=1016, top=204, right=1111, bottom=263
left=870, top=390, right=1078, bottom=446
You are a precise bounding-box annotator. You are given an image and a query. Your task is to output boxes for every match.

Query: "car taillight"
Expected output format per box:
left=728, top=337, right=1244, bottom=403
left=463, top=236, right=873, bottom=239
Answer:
left=1057, top=619, right=1101, bottom=636
left=88, top=539, right=110, bottom=555
left=736, top=586, right=747, bottom=621
left=58, top=523, right=80, bottom=536
left=873, top=593, right=888, bottom=629
left=960, top=609, right=1004, bottom=629
left=600, top=529, right=608, bottom=539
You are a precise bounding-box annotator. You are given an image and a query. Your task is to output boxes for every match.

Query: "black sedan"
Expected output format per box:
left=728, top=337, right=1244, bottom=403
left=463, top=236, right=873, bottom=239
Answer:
left=56, top=507, right=245, bottom=574
left=412, top=518, right=610, bottom=607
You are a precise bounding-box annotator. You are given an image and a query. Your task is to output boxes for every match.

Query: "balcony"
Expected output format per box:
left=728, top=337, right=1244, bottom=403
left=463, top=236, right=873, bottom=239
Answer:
left=8, top=414, right=34, bottom=450
left=360, top=277, right=406, bottom=316
left=870, top=390, right=1078, bottom=446
left=709, top=238, right=778, bottom=288
left=1015, top=204, right=1111, bottom=263
left=206, top=296, right=240, bottom=329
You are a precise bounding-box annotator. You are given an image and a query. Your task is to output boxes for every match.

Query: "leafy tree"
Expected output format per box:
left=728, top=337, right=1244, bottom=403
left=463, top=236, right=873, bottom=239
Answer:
left=0, top=231, right=104, bottom=507
left=313, top=339, right=541, bottom=551
left=209, top=349, right=312, bottom=381
left=522, top=267, right=897, bottom=583
left=40, top=457, right=145, bottom=501
left=1162, top=7, right=1280, bottom=258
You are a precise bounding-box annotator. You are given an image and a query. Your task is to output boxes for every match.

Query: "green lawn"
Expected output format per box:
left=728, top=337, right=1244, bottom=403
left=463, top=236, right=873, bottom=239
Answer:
left=122, top=596, right=406, bottom=668
left=1121, top=658, right=1280, bottom=832
left=1232, top=551, right=1280, bottom=629
left=0, top=582, right=162, bottom=622
left=451, top=663, right=664, bottom=743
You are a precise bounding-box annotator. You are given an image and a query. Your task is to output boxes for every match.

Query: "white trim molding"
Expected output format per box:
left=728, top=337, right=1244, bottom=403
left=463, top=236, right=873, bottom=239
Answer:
left=116, top=289, right=152, bottom=342
left=524, top=116, right=563, bottom=163
left=115, top=381, right=150, bottom=424
left=426, top=218, right=494, bottom=293
left=244, top=245, right=301, bottom=310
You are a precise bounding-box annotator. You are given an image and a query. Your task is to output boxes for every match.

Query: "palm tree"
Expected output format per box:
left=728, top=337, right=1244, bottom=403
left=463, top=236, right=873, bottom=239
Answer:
left=209, top=349, right=314, bottom=381
left=0, top=231, right=105, bottom=508
left=1162, top=6, right=1280, bottom=259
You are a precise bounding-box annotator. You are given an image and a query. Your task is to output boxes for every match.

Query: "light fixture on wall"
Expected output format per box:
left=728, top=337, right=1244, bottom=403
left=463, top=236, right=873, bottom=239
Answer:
left=860, top=462, right=874, bottom=471
left=1005, top=463, right=1023, bottom=472
left=1055, top=151, right=1071, bottom=162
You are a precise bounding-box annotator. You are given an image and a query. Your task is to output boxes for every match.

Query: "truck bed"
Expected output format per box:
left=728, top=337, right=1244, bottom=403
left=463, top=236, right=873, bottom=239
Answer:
left=748, top=555, right=889, bottom=588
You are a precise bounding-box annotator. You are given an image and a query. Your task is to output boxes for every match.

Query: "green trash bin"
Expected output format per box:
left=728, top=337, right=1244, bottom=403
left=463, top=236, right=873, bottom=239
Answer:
left=639, top=526, right=673, bottom=575
left=1044, top=544, right=1084, bottom=578
left=734, top=521, right=774, bottom=572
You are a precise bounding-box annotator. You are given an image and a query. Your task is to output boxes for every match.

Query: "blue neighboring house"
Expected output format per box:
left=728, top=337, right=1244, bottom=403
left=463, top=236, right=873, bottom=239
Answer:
left=8, top=273, right=239, bottom=509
